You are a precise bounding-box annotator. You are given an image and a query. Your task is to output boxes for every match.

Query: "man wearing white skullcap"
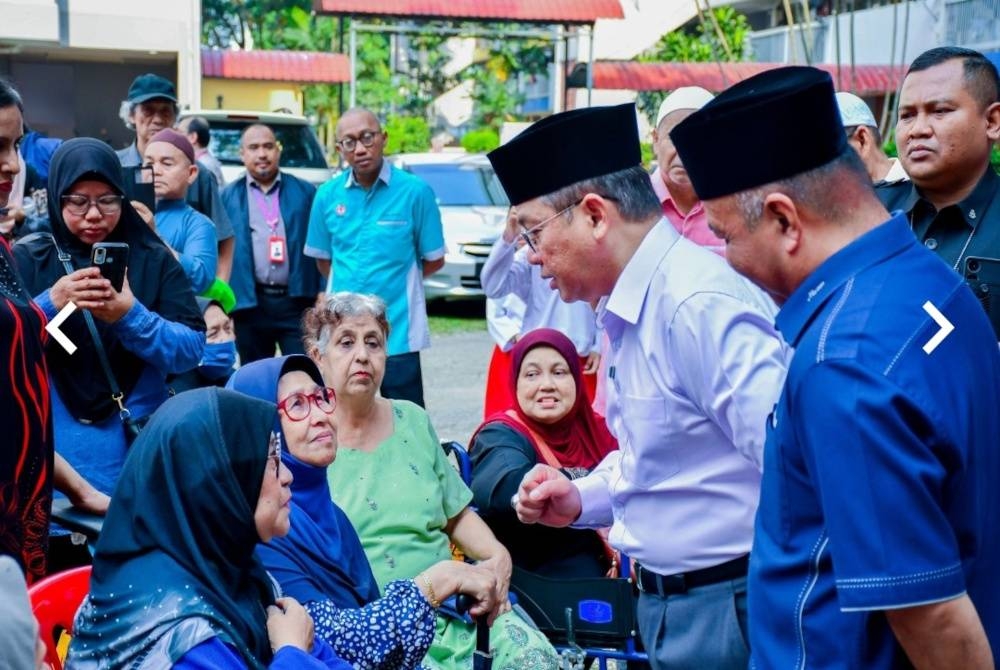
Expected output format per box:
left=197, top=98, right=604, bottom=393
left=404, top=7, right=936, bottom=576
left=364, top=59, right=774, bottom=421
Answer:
left=649, top=87, right=724, bottom=254
left=835, top=91, right=908, bottom=184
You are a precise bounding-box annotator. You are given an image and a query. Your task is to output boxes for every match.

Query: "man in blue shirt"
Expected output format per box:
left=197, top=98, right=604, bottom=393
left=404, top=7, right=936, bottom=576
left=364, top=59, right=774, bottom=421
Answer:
left=305, top=108, right=445, bottom=407
left=673, top=67, right=1000, bottom=668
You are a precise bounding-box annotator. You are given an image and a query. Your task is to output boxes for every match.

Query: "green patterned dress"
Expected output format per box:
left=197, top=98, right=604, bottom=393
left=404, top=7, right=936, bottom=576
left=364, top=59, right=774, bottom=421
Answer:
left=328, top=400, right=560, bottom=670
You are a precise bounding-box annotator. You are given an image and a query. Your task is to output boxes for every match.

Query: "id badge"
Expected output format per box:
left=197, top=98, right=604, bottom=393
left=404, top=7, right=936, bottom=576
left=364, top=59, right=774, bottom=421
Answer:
left=268, top=235, right=286, bottom=263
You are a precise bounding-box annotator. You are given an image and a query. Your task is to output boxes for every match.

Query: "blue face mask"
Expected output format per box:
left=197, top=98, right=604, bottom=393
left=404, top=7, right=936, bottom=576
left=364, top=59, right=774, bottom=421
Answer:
left=200, top=341, right=237, bottom=380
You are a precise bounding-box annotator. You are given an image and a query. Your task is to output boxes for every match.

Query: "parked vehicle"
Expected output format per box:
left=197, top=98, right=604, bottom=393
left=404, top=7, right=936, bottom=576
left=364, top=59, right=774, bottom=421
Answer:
left=177, top=110, right=333, bottom=186
left=391, top=152, right=509, bottom=301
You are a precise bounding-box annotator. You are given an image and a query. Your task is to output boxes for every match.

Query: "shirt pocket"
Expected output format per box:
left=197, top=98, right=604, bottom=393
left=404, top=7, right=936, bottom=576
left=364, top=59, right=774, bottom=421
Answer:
left=757, top=403, right=792, bottom=547
left=368, top=217, right=414, bottom=263
left=619, top=394, right=681, bottom=489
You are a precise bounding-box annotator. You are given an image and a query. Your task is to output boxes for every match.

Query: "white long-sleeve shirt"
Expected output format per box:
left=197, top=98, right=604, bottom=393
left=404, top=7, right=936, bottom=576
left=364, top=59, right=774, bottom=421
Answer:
left=480, top=237, right=599, bottom=355
left=573, top=219, right=790, bottom=575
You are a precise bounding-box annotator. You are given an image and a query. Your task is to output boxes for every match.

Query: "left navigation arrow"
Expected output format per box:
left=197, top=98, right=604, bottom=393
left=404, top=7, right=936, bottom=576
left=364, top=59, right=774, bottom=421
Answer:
left=46, top=302, right=78, bottom=354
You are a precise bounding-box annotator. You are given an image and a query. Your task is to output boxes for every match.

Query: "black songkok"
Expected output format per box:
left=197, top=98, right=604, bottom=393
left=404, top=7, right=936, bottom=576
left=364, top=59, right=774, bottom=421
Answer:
left=488, top=103, right=641, bottom=205
left=670, top=66, right=847, bottom=201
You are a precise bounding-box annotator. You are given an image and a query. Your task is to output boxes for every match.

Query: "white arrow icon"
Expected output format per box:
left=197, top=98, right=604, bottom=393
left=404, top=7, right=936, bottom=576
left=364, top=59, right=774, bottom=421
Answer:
left=46, top=302, right=78, bottom=354
left=922, top=301, right=954, bottom=354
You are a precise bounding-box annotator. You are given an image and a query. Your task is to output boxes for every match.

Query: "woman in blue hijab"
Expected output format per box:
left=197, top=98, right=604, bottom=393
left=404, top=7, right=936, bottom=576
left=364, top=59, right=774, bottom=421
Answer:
left=66, top=388, right=350, bottom=669
left=228, top=356, right=499, bottom=669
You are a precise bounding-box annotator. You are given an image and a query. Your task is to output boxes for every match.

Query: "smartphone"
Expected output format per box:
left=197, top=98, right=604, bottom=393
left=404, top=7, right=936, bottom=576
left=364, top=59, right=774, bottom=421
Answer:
left=91, top=242, right=129, bottom=292
left=964, top=256, right=1000, bottom=332
left=122, top=165, right=155, bottom=213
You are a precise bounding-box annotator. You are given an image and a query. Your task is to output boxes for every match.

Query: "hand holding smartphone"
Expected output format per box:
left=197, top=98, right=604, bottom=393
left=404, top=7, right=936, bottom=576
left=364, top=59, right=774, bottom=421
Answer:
left=91, top=242, right=129, bottom=292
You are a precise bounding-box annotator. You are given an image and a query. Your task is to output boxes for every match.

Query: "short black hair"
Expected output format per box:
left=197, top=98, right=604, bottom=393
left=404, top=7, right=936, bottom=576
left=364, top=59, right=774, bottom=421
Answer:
left=0, top=78, right=23, bottom=112
left=185, top=116, right=211, bottom=147
left=908, top=46, right=1000, bottom=110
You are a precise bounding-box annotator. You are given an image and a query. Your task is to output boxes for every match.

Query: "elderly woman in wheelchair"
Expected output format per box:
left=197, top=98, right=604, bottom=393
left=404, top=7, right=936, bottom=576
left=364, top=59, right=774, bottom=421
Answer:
left=304, top=292, right=559, bottom=670
left=469, top=328, right=618, bottom=579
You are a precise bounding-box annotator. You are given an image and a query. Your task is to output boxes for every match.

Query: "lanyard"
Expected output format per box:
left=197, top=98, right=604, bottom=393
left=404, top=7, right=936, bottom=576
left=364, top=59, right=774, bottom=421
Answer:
left=251, top=184, right=281, bottom=234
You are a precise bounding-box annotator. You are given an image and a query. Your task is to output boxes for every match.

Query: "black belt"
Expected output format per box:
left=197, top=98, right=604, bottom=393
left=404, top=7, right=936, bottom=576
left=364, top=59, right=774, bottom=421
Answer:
left=635, top=554, right=749, bottom=596
left=256, top=283, right=288, bottom=296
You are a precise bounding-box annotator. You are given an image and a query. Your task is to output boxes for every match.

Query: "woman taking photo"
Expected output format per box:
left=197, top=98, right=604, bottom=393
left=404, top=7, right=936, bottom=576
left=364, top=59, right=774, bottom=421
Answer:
left=13, top=137, right=204, bottom=568
left=67, top=388, right=350, bottom=669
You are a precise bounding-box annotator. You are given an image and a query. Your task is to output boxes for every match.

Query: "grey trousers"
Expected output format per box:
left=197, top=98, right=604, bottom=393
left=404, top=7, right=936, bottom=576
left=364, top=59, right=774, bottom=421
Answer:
left=637, top=576, right=749, bottom=670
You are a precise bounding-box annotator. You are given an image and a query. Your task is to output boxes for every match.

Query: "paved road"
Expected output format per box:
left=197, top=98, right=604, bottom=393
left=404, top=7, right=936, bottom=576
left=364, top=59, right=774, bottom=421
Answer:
left=422, top=328, right=494, bottom=444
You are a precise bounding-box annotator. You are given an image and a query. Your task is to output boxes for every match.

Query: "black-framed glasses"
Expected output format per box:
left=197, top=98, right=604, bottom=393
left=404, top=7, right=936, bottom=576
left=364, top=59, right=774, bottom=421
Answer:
left=277, top=387, right=336, bottom=422
left=267, top=431, right=282, bottom=479
left=61, top=194, right=124, bottom=216
left=336, top=130, right=380, bottom=153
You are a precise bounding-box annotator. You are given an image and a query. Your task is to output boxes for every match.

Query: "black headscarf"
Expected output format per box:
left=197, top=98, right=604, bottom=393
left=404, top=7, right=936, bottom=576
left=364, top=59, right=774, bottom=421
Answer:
left=67, top=388, right=278, bottom=669
left=12, top=138, right=204, bottom=422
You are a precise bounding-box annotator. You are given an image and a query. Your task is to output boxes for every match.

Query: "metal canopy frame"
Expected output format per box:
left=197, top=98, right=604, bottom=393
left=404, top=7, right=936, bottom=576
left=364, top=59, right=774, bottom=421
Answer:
left=346, top=20, right=596, bottom=111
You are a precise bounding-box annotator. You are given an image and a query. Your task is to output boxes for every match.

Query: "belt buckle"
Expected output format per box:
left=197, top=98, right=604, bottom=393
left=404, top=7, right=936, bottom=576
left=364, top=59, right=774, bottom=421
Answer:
left=663, top=573, right=687, bottom=595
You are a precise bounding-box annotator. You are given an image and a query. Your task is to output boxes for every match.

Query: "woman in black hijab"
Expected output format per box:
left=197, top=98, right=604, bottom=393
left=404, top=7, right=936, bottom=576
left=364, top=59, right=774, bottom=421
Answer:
left=67, top=388, right=351, bottom=669
left=12, top=138, right=204, bottom=568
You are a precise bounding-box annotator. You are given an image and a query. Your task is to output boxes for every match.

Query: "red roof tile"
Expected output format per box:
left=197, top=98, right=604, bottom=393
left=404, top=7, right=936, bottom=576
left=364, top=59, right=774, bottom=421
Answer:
left=313, top=0, right=623, bottom=24
left=202, top=49, right=351, bottom=84
left=569, top=61, right=906, bottom=96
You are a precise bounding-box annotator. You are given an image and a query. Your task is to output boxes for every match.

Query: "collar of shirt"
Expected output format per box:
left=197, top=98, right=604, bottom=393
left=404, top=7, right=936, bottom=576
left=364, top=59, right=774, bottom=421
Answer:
left=776, top=213, right=913, bottom=347
left=880, top=157, right=909, bottom=185
left=600, top=218, right=678, bottom=328
left=155, top=198, right=186, bottom=213
left=345, top=159, right=391, bottom=189
left=902, top=164, right=998, bottom=233
left=120, top=142, right=142, bottom=167
left=246, top=172, right=282, bottom=195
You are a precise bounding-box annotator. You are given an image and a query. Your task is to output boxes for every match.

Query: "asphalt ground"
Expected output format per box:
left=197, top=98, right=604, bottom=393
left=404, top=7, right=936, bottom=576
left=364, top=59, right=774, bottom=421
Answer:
left=422, top=326, right=494, bottom=445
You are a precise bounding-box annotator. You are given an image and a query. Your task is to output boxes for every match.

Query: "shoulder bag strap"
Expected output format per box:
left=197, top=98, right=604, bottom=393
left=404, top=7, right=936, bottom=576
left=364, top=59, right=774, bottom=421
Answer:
left=503, top=410, right=563, bottom=470
left=49, top=234, right=132, bottom=421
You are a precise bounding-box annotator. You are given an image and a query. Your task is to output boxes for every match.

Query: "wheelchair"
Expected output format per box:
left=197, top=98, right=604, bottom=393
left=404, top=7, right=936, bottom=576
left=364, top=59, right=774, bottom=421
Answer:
left=442, top=441, right=650, bottom=670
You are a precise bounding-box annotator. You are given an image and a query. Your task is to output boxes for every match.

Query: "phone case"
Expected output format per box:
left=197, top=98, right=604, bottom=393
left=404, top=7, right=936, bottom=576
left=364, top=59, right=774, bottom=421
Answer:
left=91, top=242, right=130, bottom=292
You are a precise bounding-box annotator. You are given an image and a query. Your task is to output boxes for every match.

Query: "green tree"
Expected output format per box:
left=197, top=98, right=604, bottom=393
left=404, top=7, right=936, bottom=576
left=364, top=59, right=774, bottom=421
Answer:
left=637, top=7, right=752, bottom=125
left=465, top=27, right=551, bottom=133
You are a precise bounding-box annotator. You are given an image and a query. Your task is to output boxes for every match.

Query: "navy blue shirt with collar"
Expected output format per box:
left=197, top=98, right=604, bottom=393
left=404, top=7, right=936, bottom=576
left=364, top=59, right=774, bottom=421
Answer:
left=748, top=214, right=1000, bottom=669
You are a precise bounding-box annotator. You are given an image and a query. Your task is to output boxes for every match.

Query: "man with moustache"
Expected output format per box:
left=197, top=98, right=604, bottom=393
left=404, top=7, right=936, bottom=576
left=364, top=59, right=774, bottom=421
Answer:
left=222, top=124, right=322, bottom=363
left=878, top=46, right=1000, bottom=338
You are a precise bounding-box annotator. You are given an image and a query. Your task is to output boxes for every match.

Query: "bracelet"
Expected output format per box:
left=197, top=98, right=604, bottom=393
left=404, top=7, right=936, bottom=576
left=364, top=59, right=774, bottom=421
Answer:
left=420, top=573, right=441, bottom=608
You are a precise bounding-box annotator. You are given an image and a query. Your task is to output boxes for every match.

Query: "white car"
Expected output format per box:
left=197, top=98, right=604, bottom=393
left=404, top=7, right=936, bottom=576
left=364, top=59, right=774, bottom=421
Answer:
left=391, top=152, right=509, bottom=301
left=178, top=110, right=333, bottom=187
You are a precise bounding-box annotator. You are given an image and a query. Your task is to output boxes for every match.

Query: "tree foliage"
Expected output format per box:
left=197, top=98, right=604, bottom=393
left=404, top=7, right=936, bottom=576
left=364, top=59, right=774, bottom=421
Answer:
left=202, top=4, right=553, bottom=144
left=636, top=7, right=752, bottom=126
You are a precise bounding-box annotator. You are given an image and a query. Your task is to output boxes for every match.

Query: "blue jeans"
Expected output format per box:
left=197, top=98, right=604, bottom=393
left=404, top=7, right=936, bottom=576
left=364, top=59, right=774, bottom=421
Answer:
left=637, top=576, right=749, bottom=670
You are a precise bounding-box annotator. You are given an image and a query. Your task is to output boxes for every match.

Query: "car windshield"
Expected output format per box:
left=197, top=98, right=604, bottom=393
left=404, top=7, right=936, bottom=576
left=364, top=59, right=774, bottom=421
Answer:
left=206, top=120, right=328, bottom=169
left=405, top=163, right=509, bottom=207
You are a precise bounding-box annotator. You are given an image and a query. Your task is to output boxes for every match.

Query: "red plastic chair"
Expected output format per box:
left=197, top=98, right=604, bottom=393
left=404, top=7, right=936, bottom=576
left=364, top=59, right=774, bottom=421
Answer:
left=28, top=565, right=92, bottom=670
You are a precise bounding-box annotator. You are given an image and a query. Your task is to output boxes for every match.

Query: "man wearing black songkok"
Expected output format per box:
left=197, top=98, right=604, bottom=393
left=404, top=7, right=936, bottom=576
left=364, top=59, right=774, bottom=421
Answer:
left=671, top=66, right=1000, bottom=668
left=491, top=105, right=788, bottom=669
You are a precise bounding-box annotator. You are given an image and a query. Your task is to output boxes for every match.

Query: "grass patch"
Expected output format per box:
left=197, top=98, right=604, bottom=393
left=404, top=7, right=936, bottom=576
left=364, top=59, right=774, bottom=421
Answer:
left=427, top=299, right=486, bottom=336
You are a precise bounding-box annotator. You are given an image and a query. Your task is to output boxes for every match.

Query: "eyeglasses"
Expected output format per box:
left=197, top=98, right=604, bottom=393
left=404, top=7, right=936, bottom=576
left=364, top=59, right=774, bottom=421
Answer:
left=277, top=387, right=336, bottom=422
left=267, top=431, right=283, bottom=479
left=61, top=194, right=124, bottom=216
left=519, top=200, right=582, bottom=253
left=336, top=130, right=380, bottom=153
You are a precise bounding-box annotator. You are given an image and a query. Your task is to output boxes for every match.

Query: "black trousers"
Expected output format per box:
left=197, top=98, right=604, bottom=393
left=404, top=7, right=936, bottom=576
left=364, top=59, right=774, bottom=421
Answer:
left=233, top=289, right=314, bottom=365
left=381, top=351, right=425, bottom=408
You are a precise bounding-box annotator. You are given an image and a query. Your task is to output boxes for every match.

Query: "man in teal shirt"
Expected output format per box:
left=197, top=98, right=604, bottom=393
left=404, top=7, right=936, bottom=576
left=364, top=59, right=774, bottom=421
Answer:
left=305, top=108, right=445, bottom=407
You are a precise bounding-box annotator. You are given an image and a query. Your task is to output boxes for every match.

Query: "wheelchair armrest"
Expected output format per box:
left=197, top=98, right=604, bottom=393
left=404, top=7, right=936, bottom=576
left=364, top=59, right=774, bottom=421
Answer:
left=51, top=498, right=104, bottom=541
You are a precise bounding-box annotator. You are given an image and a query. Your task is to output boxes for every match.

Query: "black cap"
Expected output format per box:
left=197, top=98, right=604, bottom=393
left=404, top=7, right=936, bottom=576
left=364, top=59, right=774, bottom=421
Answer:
left=488, top=103, right=641, bottom=205
left=670, top=66, right=847, bottom=201
left=126, top=73, right=177, bottom=105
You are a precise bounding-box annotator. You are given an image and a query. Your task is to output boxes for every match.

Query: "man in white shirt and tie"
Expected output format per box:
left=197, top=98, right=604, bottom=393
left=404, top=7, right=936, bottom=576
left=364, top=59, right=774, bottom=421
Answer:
left=488, top=104, right=789, bottom=670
